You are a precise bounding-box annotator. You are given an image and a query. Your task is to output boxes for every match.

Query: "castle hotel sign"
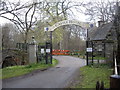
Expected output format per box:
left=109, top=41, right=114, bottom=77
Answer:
left=47, top=20, right=89, bottom=31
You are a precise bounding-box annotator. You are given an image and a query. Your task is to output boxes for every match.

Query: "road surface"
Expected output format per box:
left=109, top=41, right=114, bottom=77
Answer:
left=3, top=56, right=86, bottom=88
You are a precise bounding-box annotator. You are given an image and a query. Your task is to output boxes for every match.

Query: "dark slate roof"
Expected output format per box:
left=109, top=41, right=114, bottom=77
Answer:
left=89, top=22, right=113, bottom=41
left=88, top=26, right=97, bottom=40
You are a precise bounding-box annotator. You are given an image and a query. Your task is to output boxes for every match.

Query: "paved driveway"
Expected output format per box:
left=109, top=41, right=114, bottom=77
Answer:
left=3, top=56, right=86, bottom=88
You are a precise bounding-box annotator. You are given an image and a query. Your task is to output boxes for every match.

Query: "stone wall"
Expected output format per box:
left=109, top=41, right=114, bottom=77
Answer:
left=105, top=42, right=114, bottom=63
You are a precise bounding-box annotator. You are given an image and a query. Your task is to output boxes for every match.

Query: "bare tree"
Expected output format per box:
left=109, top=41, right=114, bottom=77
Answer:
left=61, top=25, right=85, bottom=51
left=2, top=23, right=22, bottom=49
left=35, top=0, right=85, bottom=49
left=2, top=23, right=11, bottom=49
left=83, top=0, right=116, bottom=22
left=35, top=0, right=83, bottom=24
left=0, top=0, right=41, bottom=43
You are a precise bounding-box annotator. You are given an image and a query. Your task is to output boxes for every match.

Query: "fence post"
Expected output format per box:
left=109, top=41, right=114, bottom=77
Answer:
left=0, top=25, right=2, bottom=90
left=29, top=36, right=37, bottom=64
left=110, top=55, right=120, bottom=89
left=110, top=75, right=120, bottom=88
left=96, top=81, right=100, bottom=90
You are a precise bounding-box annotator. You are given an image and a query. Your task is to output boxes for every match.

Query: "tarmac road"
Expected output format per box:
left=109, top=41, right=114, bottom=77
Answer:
left=3, top=56, right=86, bottom=88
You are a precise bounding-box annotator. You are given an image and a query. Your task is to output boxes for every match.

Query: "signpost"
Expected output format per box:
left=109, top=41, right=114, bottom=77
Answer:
left=86, top=47, right=93, bottom=65
left=46, top=49, right=50, bottom=53
left=41, top=48, right=44, bottom=54
left=44, top=27, right=49, bottom=32
left=44, top=26, right=53, bottom=64
left=87, top=48, right=93, bottom=52
left=45, top=41, right=52, bottom=64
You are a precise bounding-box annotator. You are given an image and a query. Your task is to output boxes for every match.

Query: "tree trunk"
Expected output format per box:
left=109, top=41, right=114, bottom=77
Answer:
left=24, top=31, right=28, bottom=43
left=21, top=31, right=28, bottom=65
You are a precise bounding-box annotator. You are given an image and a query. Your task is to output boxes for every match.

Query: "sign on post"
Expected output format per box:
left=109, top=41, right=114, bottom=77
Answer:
left=46, top=49, right=50, bottom=53
left=86, top=48, right=93, bottom=52
left=44, top=27, right=49, bottom=32
left=41, top=48, right=44, bottom=53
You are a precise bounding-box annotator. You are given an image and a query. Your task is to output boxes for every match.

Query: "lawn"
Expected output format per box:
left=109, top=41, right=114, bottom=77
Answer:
left=71, top=55, right=86, bottom=59
left=88, top=56, right=106, bottom=60
left=1, top=59, right=58, bottom=79
left=72, top=64, right=113, bottom=88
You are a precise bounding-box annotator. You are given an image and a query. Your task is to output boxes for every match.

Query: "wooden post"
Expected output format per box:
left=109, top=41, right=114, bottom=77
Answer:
left=45, top=42, right=48, bottom=64
left=50, top=31, right=52, bottom=64
left=110, top=75, right=120, bottom=89
left=110, top=52, right=120, bottom=89
left=96, top=81, right=100, bottom=90
left=0, top=25, right=2, bottom=90
left=92, top=41, right=94, bottom=65
left=86, top=29, right=89, bottom=65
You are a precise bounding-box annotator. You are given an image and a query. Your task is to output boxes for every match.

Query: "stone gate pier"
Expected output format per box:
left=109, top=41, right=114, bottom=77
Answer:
left=29, top=36, right=37, bottom=64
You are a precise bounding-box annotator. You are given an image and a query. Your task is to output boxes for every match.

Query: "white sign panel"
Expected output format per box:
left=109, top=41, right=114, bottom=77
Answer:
left=41, top=49, right=44, bottom=53
left=46, top=49, right=50, bottom=53
left=86, top=48, right=93, bottom=52
left=98, top=49, right=102, bottom=51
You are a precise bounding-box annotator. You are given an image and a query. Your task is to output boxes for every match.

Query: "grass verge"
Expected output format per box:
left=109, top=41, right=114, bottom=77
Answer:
left=70, top=55, right=85, bottom=59
left=1, top=59, right=58, bottom=79
left=88, top=57, right=106, bottom=60
left=72, top=55, right=106, bottom=60
left=71, top=64, right=113, bottom=88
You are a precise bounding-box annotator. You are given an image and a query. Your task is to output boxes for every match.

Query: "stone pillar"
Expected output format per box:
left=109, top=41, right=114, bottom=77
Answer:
left=29, top=36, right=37, bottom=64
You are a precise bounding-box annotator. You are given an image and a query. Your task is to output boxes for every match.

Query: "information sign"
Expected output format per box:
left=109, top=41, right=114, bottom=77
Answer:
left=86, top=48, right=93, bottom=52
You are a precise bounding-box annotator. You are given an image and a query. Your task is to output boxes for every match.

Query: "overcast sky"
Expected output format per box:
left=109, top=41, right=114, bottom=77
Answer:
left=0, top=0, right=117, bottom=25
